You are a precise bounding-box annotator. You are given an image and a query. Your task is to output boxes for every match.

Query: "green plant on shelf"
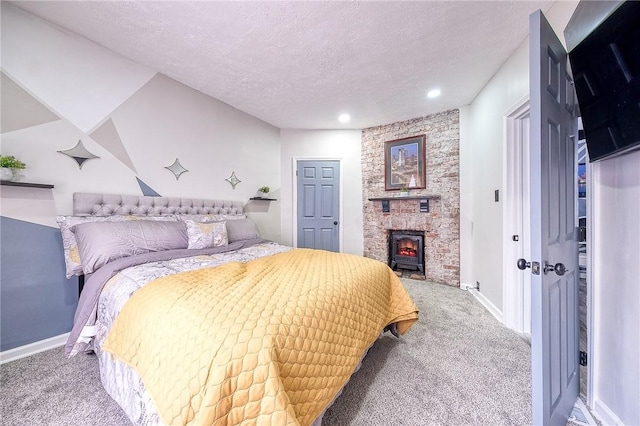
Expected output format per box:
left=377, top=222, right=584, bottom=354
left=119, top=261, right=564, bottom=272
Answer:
left=0, top=155, right=26, bottom=169
left=258, top=186, right=270, bottom=193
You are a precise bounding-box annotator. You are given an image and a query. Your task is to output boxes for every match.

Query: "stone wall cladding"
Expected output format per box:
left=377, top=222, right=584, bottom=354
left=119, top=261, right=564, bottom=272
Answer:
left=362, top=110, right=460, bottom=286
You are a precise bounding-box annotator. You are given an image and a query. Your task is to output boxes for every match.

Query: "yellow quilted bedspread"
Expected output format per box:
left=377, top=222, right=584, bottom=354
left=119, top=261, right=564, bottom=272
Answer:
left=102, top=248, right=418, bottom=425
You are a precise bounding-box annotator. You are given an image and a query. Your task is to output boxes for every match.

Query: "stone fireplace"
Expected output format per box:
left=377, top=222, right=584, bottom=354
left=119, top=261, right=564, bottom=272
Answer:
left=361, top=110, right=460, bottom=286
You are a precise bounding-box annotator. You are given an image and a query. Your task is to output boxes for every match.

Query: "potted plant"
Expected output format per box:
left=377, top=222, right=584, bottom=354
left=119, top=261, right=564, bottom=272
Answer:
left=257, top=186, right=270, bottom=198
left=399, top=186, right=409, bottom=197
left=0, top=155, right=26, bottom=181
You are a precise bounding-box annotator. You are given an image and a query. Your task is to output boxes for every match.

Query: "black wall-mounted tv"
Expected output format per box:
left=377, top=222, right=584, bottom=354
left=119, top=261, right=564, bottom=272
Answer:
left=568, top=1, right=640, bottom=162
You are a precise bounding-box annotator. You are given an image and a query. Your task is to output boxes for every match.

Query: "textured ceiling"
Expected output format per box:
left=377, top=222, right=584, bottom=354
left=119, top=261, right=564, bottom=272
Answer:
left=10, top=1, right=555, bottom=130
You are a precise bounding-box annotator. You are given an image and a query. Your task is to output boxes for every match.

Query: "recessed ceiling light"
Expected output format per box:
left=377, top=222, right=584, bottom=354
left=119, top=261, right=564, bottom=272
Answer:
left=338, top=113, right=351, bottom=123
left=427, top=89, right=441, bottom=99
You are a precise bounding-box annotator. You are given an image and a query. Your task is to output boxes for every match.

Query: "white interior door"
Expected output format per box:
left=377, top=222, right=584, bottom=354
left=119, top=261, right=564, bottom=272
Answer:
left=528, top=10, right=580, bottom=425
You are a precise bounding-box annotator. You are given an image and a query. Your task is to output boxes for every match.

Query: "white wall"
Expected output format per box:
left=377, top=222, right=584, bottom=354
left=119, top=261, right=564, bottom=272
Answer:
left=1, top=3, right=281, bottom=236
left=461, top=1, right=578, bottom=314
left=463, top=34, right=529, bottom=309
left=1, top=3, right=155, bottom=133
left=0, top=3, right=282, bottom=351
left=591, top=150, right=640, bottom=425
left=279, top=129, right=363, bottom=255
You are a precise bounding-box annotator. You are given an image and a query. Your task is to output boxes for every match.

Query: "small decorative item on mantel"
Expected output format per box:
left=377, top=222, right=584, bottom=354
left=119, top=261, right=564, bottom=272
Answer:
left=0, top=155, right=26, bottom=182
left=399, top=187, right=409, bottom=197
left=256, top=186, right=270, bottom=198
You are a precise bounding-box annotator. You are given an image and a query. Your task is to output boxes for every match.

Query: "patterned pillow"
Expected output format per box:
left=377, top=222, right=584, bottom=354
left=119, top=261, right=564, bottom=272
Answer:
left=184, top=220, right=228, bottom=249
left=56, top=215, right=177, bottom=278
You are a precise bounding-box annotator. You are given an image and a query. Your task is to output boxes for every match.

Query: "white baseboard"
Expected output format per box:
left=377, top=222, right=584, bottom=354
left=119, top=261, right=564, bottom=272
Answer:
left=0, top=333, right=69, bottom=364
left=460, top=286, right=503, bottom=323
left=593, top=398, right=624, bottom=426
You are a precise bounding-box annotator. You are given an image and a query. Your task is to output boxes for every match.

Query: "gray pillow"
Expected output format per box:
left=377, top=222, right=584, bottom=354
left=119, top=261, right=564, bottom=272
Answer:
left=72, top=220, right=188, bottom=274
left=225, top=218, right=260, bottom=243
left=56, top=214, right=177, bottom=278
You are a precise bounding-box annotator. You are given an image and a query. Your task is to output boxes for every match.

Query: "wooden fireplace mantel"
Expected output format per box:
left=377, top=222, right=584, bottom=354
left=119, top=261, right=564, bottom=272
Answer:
left=368, top=194, right=440, bottom=213
left=368, top=194, right=440, bottom=201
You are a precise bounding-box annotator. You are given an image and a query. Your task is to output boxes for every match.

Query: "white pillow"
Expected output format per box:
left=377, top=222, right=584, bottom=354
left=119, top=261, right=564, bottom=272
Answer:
left=184, top=220, right=228, bottom=249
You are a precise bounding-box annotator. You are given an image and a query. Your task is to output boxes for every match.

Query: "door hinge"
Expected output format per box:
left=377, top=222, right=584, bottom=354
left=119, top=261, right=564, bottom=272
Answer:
left=580, top=351, right=588, bottom=366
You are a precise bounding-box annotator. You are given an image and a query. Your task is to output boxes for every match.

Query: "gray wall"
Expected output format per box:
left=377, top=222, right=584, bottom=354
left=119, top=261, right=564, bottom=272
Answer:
left=0, top=217, right=76, bottom=351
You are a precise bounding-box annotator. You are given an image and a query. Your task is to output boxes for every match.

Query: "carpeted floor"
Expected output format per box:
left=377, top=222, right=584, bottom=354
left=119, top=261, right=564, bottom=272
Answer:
left=0, top=344, right=129, bottom=425
left=323, top=279, right=532, bottom=425
left=1, top=279, right=533, bottom=425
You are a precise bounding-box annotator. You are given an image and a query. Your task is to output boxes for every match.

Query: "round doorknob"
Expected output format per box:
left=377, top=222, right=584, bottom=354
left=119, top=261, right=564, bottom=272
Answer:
left=544, top=262, right=567, bottom=276
left=554, top=263, right=567, bottom=276
left=517, top=258, right=531, bottom=270
left=333, top=221, right=338, bottom=225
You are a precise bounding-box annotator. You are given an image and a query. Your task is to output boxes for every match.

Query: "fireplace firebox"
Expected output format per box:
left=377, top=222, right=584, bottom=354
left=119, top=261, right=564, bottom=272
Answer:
left=389, top=230, right=425, bottom=273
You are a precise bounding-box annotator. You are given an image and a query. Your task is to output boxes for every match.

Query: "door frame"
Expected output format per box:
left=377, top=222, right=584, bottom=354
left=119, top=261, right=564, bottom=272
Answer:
left=585, top=155, right=596, bottom=408
left=503, top=97, right=532, bottom=336
left=291, top=157, right=343, bottom=251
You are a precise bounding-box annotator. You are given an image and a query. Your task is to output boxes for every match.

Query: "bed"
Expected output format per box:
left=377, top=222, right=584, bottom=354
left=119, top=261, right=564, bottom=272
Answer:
left=61, top=192, right=419, bottom=425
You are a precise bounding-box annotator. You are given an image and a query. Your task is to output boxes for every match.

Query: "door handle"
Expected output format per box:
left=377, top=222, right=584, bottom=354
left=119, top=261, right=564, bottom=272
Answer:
left=544, top=262, right=567, bottom=276
left=333, top=221, right=338, bottom=225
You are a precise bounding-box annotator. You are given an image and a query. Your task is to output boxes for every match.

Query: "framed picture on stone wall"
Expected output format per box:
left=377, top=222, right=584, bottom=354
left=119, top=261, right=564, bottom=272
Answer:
left=384, top=135, right=426, bottom=191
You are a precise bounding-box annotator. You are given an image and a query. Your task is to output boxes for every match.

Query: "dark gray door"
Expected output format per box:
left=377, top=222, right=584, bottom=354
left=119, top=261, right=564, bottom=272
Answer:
left=529, top=10, right=579, bottom=425
left=296, top=160, right=340, bottom=252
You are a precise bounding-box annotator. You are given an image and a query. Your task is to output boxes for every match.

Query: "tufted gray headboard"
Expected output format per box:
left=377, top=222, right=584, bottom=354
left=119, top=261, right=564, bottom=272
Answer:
left=73, top=192, right=244, bottom=217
